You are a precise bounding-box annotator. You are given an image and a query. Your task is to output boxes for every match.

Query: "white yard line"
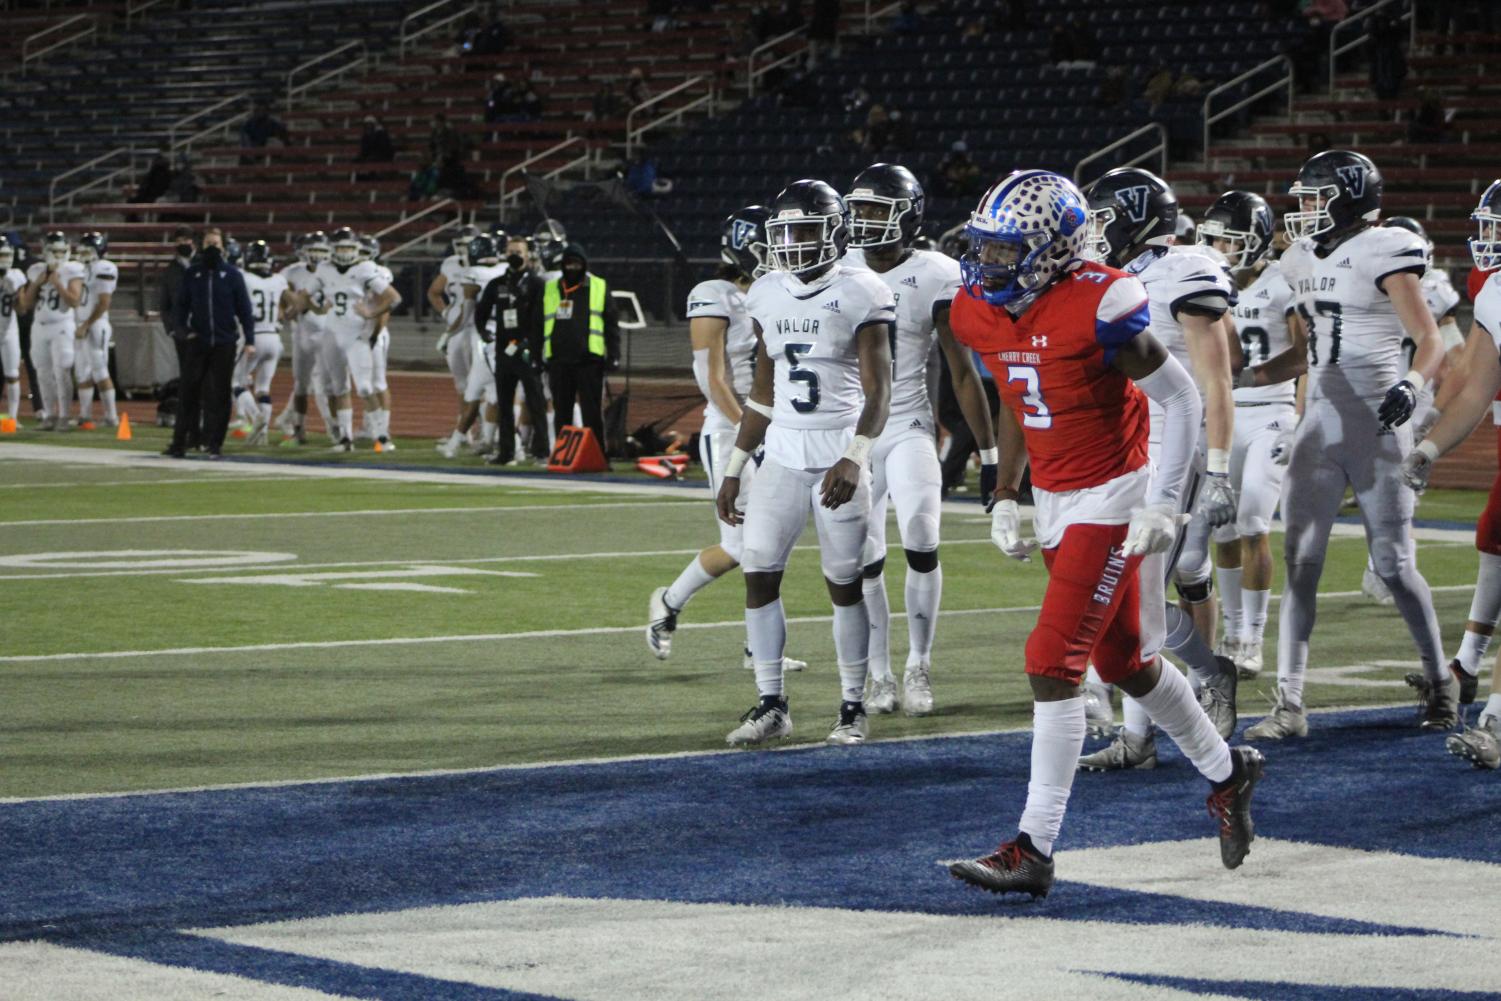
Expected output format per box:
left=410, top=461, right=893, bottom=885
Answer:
left=0, top=475, right=310, bottom=490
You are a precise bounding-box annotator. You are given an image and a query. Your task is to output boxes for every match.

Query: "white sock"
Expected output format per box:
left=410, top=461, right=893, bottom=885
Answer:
left=101, top=387, right=117, bottom=421
left=258, top=401, right=273, bottom=427
left=1122, top=695, right=1153, bottom=739
left=316, top=395, right=336, bottom=438
left=482, top=419, right=497, bottom=446
left=1242, top=588, right=1271, bottom=645
left=1135, top=661, right=1233, bottom=783
left=832, top=600, right=871, bottom=702
left=862, top=573, right=893, bottom=683
left=446, top=429, right=464, bottom=448
left=746, top=600, right=786, bottom=697
left=546, top=410, right=556, bottom=442
left=519, top=424, right=535, bottom=452
left=904, top=563, right=942, bottom=666
left=78, top=385, right=94, bottom=420
left=1018, top=697, right=1086, bottom=858
left=1482, top=693, right=1501, bottom=727
left=336, top=407, right=353, bottom=441
left=664, top=556, right=717, bottom=610
left=1218, top=566, right=1243, bottom=643
left=372, top=409, right=389, bottom=439
left=1457, top=631, right=1492, bottom=677
left=236, top=389, right=257, bottom=424
left=5, top=380, right=18, bottom=419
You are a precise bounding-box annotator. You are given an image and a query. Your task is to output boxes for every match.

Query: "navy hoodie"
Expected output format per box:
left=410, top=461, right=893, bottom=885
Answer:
left=175, top=252, right=255, bottom=347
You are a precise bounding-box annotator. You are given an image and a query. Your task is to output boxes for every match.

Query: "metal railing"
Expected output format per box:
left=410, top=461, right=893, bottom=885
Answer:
left=1202, top=55, right=1295, bottom=166
left=862, top=0, right=904, bottom=31
left=498, top=136, right=591, bottom=208
left=21, top=13, right=96, bottom=75
left=378, top=199, right=468, bottom=261
left=1329, top=0, right=1416, bottom=93
left=285, top=40, right=369, bottom=113
left=625, top=75, right=714, bottom=158
left=399, top=0, right=478, bottom=59
left=1073, top=123, right=1168, bottom=186
left=746, top=26, right=806, bottom=97
left=166, top=91, right=253, bottom=149
left=125, top=0, right=173, bottom=26
left=48, top=147, right=155, bottom=224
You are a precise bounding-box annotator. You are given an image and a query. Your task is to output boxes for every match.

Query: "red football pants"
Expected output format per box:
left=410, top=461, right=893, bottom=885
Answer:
left=1026, top=521, right=1146, bottom=685
left=1478, top=430, right=1501, bottom=556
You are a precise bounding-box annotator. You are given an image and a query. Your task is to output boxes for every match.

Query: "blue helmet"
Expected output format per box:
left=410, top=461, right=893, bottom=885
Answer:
left=960, top=170, right=1090, bottom=307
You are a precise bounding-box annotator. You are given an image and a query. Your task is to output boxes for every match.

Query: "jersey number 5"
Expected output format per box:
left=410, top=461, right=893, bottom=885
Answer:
left=1006, top=364, right=1052, bottom=429
left=784, top=342, right=820, bottom=413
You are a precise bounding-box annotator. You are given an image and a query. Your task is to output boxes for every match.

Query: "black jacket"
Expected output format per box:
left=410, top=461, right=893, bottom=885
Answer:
left=174, top=254, right=255, bottom=347
left=159, top=255, right=192, bottom=338
left=476, top=268, right=543, bottom=362
left=545, top=271, right=619, bottom=366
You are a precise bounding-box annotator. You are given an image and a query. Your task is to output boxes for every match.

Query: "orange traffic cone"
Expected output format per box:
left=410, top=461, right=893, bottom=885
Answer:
left=0, top=415, right=16, bottom=434
left=116, top=412, right=132, bottom=441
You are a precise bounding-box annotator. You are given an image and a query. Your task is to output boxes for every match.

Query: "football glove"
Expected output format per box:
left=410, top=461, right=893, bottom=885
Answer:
left=436, top=331, right=451, bottom=356
left=1196, top=472, right=1237, bottom=529
left=1377, top=379, right=1417, bottom=429
left=1400, top=439, right=1440, bottom=492
left=1270, top=424, right=1295, bottom=466
left=990, top=499, right=1037, bottom=562
left=1414, top=406, right=1441, bottom=441
left=1123, top=502, right=1190, bottom=557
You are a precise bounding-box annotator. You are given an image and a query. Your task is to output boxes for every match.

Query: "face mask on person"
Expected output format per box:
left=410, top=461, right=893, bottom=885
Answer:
left=201, top=245, right=223, bottom=267
left=176, top=243, right=194, bottom=258
left=562, top=262, right=585, bottom=283
left=506, top=253, right=526, bottom=272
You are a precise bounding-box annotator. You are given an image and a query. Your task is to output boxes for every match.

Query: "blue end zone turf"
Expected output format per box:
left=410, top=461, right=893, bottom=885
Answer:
left=3, top=706, right=1498, bottom=998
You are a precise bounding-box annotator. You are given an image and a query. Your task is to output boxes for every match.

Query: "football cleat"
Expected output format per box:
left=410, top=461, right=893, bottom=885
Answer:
left=948, top=837, right=1055, bottom=898
left=727, top=697, right=791, bottom=747
left=1206, top=746, right=1265, bottom=869
left=1199, top=655, right=1239, bottom=740
left=1447, top=715, right=1501, bottom=769
left=645, top=586, right=677, bottom=660
left=1083, top=680, right=1114, bottom=738
left=246, top=424, right=269, bottom=447
left=903, top=661, right=934, bottom=716
left=826, top=701, right=869, bottom=745
left=435, top=436, right=461, bottom=459
left=330, top=437, right=353, bottom=453
left=866, top=677, right=899, bottom=714
left=1361, top=566, right=1395, bottom=605
left=1413, top=672, right=1459, bottom=732
left=376, top=436, right=396, bottom=453
left=1215, top=635, right=1242, bottom=668
left=1406, top=661, right=1479, bottom=707
left=1237, top=640, right=1264, bottom=680
left=1244, top=696, right=1307, bottom=740
left=279, top=428, right=307, bottom=447
left=1079, top=728, right=1157, bottom=770
left=275, top=408, right=297, bottom=434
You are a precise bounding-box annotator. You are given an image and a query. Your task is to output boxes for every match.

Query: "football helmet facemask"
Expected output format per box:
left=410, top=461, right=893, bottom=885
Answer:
left=245, top=239, right=275, bottom=276
left=43, top=231, right=70, bottom=267
left=1471, top=179, right=1501, bottom=272
left=961, top=170, right=1089, bottom=308
left=1083, top=167, right=1178, bottom=266
left=845, top=162, right=925, bottom=249
left=1286, top=149, right=1382, bottom=243
left=720, top=204, right=772, bottom=280
left=765, top=179, right=848, bottom=275
left=1197, top=190, right=1273, bottom=272
left=329, top=227, right=361, bottom=266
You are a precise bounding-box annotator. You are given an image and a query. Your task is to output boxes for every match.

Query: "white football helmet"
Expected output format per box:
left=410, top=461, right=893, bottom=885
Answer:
left=43, top=231, right=70, bottom=267
left=961, top=170, right=1089, bottom=307
left=329, top=227, right=361, bottom=266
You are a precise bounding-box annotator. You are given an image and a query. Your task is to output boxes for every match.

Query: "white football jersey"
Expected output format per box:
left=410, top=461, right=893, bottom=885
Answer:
left=440, top=254, right=467, bottom=327
left=1281, top=225, right=1429, bottom=402
left=371, top=264, right=395, bottom=334
left=843, top=247, right=961, bottom=420
left=282, top=261, right=326, bottom=336
left=242, top=271, right=289, bottom=336
left=685, top=277, right=755, bottom=435
left=745, top=263, right=896, bottom=467
left=462, top=263, right=507, bottom=337
left=1232, top=260, right=1297, bottom=405
left=1420, top=267, right=1461, bottom=324
left=27, top=261, right=86, bottom=328
left=1, top=267, right=24, bottom=339
left=1132, top=244, right=1236, bottom=384
left=314, top=260, right=390, bottom=338
left=73, top=259, right=118, bottom=332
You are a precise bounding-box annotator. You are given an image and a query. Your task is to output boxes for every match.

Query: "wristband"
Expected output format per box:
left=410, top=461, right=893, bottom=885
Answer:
left=843, top=434, right=874, bottom=467
left=979, top=447, right=999, bottom=465
left=724, top=447, right=751, bottom=478
left=1207, top=448, right=1230, bottom=476
left=1415, top=439, right=1440, bottom=462
left=1404, top=369, right=1426, bottom=395
left=744, top=399, right=773, bottom=419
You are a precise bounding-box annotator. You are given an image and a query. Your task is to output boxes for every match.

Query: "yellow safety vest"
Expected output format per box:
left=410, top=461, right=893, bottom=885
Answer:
left=543, top=275, right=607, bottom=360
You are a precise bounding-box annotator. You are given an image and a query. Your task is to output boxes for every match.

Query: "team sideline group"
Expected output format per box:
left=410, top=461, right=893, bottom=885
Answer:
left=639, top=152, right=1501, bottom=898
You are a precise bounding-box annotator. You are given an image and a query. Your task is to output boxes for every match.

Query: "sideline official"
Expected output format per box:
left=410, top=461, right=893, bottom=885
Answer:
left=477, top=233, right=549, bottom=464
left=542, top=243, right=617, bottom=453
left=166, top=228, right=254, bottom=458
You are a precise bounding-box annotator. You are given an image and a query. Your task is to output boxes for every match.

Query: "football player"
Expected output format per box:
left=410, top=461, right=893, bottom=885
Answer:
left=18, top=232, right=85, bottom=431
left=276, top=232, right=335, bottom=444
left=1200, top=191, right=1304, bottom=680
left=311, top=227, right=400, bottom=450
left=1401, top=182, right=1501, bottom=767
left=68, top=232, right=117, bottom=428
left=358, top=234, right=397, bottom=451
left=1079, top=168, right=1241, bottom=767
left=1250, top=150, right=1449, bottom=739
left=843, top=162, right=998, bottom=716
left=646, top=206, right=808, bottom=674
left=435, top=233, right=507, bottom=457
left=234, top=240, right=290, bottom=446
left=432, top=223, right=480, bottom=413
left=946, top=170, right=1262, bottom=898
left=716, top=179, right=895, bottom=747
left=0, top=237, right=24, bottom=423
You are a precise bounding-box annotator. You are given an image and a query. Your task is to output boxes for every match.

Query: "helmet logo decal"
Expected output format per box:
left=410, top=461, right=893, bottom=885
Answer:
left=731, top=219, right=758, bottom=250
left=1335, top=165, right=1366, bottom=198
left=1116, top=186, right=1151, bottom=223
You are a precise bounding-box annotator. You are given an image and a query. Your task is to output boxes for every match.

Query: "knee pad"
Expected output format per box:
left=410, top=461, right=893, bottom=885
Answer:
left=821, top=550, right=862, bottom=586
left=901, top=511, right=941, bottom=555
left=1163, top=603, right=1199, bottom=647
left=904, top=547, right=938, bottom=574
left=862, top=556, right=886, bottom=580
left=1236, top=512, right=1271, bottom=538
left=354, top=381, right=375, bottom=399
left=257, top=393, right=272, bottom=406
left=1174, top=577, right=1213, bottom=605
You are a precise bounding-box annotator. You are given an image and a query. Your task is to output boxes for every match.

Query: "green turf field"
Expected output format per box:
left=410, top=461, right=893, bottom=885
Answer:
left=0, top=440, right=1486, bottom=800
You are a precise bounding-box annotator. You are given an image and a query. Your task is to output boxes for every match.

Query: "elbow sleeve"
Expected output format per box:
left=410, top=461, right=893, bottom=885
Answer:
left=1134, top=354, right=1204, bottom=509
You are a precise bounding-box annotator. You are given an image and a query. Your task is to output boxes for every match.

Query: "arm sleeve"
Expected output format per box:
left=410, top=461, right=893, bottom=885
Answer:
left=1133, top=352, right=1203, bottom=509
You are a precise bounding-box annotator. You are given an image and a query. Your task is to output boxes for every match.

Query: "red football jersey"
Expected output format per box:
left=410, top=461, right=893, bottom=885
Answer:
left=950, top=262, right=1151, bottom=493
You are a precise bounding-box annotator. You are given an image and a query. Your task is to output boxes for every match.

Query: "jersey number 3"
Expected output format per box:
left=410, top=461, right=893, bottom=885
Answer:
left=1006, top=364, right=1052, bottom=429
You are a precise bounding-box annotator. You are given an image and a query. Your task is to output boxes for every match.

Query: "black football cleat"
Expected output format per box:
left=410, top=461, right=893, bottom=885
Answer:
left=1406, top=671, right=1461, bottom=731
left=949, top=837, right=1055, bottom=899
left=1207, top=746, right=1264, bottom=870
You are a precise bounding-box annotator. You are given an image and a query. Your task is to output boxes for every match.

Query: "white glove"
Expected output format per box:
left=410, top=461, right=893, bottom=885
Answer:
left=1269, top=424, right=1296, bottom=466
left=436, top=331, right=451, bottom=356
left=1196, top=472, right=1237, bottom=529
left=1122, top=502, right=1190, bottom=557
left=1400, top=439, right=1439, bottom=493
left=1414, top=406, right=1441, bottom=441
left=990, top=499, right=1038, bottom=562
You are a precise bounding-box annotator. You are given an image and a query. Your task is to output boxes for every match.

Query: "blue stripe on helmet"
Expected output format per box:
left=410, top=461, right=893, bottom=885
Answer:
left=982, top=170, right=1059, bottom=220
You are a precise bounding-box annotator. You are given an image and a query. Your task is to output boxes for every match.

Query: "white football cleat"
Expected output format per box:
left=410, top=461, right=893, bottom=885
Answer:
left=645, top=586, right=677, bottom=660
left=435, top=435, right=461, bottom=459
left=1237, top=640, right=1263, bottom=679
left=902, top=662, right=934, bottom=716
left=329, top=437, right=353, bottom=453
left=727, top=698, right=791, bottom=746
left=865, top=677, right=899, bottom=714
left=246, top=423, right=269, bottom=447
left=826, top=701, right=869, bottom=745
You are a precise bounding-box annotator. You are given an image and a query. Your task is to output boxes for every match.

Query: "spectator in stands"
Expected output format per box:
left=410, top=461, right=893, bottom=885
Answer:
left=625, top=149, right=661, bottom=198
left=771, top=0, right=805, bottom=34
left=749, top=3, right=773, bottom=42
left=1099, top=65, right=1129, bottom=107
left=1142, top=64, right=1176, bottom=110
left=542, top=243, right=619, bottom=455
left=934, top=141, right=981, bottom=198
left=430, top=112, right=462, bottom=162
left=167, top=152, right=201, bottom=202
left=355, top=116, right=396, bottom=179
left=591, top=79, right=625, bottom=122
left=239, top=101, right=289, bottom=149
left=1292, top=0, right=1348, bottom=87
left=1051, top=17, right=1100, bottom=68
left=960, top=17, right=986, bottom=42
left=624, top=68, right=650, bottom=109
left=133, top=148, right=174, bottom=204
left=647, top=0, right=678, bottom=32
left=408, top=160, right=440, bottom=201
left=167, top=227, right=255, bottom=459
left=486, top=73, right=524, bottom=122
left=1407, top=89, right=1449, bottom=143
